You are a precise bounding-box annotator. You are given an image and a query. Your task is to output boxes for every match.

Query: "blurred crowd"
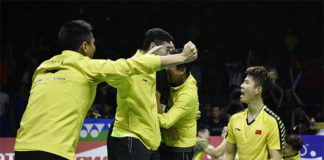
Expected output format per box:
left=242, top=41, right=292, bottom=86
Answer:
left=1, top=1, right=322, bottom=137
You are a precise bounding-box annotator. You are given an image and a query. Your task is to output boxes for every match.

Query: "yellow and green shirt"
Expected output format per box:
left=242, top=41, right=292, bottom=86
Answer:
left=111, top=49, right=162, bottom=150
left=194, top=151, right=204, bottom=160
left=159, top=74, right=199, bottom=148
left=284, top=152, right=300, bottom=160
left=14, top=50, right=161, bottom=160
left=226, top=106, right=286, bottom=160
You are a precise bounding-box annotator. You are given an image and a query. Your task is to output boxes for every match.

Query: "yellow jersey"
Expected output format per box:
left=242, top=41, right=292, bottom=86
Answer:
left=194, top=151, right=204, bottom=160
left=14, top=50, right=161, bottom=160
left=226, top=106, right=286, bottom=160
left=159, top=74, right=199, bottom=148
left=111, top=50, right=162, bottom=150
left=284, top=152, right=300, bottom=160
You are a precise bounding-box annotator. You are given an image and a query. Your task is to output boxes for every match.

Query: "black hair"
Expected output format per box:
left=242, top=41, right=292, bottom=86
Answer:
left=170, top=48, right=191, bottom=77
left=58, top=20, right=93, bottom=51
left=285, top=134, right=304, bottom=151
left=142, top=28, right=173, bottom=51
left=197, top=123, right=210, bottom=134
left=245, top=66, right=277, bottom=100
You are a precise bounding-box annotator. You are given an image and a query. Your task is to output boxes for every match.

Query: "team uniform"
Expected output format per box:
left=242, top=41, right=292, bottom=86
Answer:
left=108, top=50, right=162, bottom=160
left=158, top=74, right=199, bottom=160
left=283, top=152, right=301, bottom=160
left=193, top=151, right=204, bottom=160
left=193, top=138, right=208, bottom=160
left=14, top=50, right=161, bottom=160
left=226, top=106, right=286, bottom=160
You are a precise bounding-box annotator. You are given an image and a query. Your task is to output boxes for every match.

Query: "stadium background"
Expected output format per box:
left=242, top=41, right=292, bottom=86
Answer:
left=0, top=1, right=323, bottom=160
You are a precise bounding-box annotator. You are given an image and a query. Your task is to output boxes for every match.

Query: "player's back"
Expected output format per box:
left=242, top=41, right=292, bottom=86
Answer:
left=15, top=51, right=98, bottom=160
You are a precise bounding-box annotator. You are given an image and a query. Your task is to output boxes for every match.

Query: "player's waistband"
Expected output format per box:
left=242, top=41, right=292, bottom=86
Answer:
left=160, top=143, right=195, bottom=152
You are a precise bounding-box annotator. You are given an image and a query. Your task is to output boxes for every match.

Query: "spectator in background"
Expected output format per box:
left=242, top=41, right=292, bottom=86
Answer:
left=226, top=61, right=243, bottom=90
left=207, top=105, right=229, bottom=136
left=94, top=83, right=116, bottom=108
left=224, top=88, right=244, bottom=116
left=276, top=87, right=304, bottom=134
left=101, top=103, right=114, bottom=118
left=198, top=103, right=212, bottom=124
left=292, top=106, right=313, bottom=134
left=0, top=83, right=10, bottom=119
left=86, top=104, right=101, bottom=119
left=0, top=83, right=14, bottom=136
left=10, top=84, right=29, bottom=134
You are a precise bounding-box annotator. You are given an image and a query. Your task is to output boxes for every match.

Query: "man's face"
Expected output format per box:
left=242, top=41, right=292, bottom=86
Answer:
left=165, top=65, right=183, bottom=87
left=212, top=107, right=221, bottom=118
left=283, top=142, right=294, bottom=157
left=154, top=41, right=175, bottom=56
left=84, top=33, right=96, bottom=58
left=240, top=75, right=259, bottom=103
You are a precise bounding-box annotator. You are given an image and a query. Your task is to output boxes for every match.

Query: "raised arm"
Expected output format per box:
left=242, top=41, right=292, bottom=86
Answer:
left=160, top=41, right=197, bottom=68
left=82, top=41, right=197, bottom=85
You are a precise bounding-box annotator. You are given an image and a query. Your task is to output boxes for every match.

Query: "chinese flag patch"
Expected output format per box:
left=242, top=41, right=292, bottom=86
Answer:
left=255, top=130, right=262, bottom=135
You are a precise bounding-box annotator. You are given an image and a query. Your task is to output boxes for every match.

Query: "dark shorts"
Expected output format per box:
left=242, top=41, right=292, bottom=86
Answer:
left=15, top=151, right=67, bottom=160
left=159, top=144, right=194, bottom=160
left=107, top=136, right=154, bottom=160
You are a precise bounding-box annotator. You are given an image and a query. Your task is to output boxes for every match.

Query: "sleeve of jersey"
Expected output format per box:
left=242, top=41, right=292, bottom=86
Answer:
left=158, top=93, right=194, bottom=129
left=81, top=55, right=161, bottom=86
left=225, top=116, right=236, bottom=144
left=267, top=117, right=286, bottom=151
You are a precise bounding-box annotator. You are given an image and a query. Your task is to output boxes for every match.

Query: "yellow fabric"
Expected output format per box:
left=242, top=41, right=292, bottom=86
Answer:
left=14, top=50, right=161, bottom=160
left=284, top=152, right=300, bottom=160
left=226, top=106, right=286, bottom=160
left=159, top=74, right=199, bottom=147
left=111, top=49, right=162, bottom=150
left=194, top=151, right=204, bottom=160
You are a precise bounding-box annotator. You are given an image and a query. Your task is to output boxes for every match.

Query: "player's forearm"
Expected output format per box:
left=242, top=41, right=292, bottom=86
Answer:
left=222, top=142, right=236, bottom=160
left=205, top=138, right=227, bottom=158
left=269, top=150, right=282, bottom=160
left=160, top=54, right=186, bottom=68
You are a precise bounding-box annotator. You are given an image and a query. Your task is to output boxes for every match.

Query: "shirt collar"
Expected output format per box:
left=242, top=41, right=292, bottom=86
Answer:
left=170, top=74, right=196, bottom=91
left=62, top=50, right=84, bottom=57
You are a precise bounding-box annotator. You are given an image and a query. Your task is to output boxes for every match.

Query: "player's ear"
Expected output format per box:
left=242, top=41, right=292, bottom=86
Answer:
left=255, top=85, right=262, bottom=94
left=179, top=67, right=186, bottom=75
left=78, top=42, right=88, bottom=56
left=149, top=42, right=157, bottom=50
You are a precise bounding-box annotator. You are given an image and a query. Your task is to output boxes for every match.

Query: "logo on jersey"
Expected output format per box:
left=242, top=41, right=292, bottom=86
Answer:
left=255, top=130, right=262, bottom=135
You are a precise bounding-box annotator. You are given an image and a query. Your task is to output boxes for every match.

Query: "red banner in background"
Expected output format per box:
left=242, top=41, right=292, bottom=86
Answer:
left=202, top=136, right=224, bottom=160
left=0, top=138, right=15, bottom=160
left=2, top=136, right=323, bottom=160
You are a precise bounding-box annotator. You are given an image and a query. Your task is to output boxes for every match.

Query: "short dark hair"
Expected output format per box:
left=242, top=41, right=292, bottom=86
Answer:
left=245, top=66, right=277, bottom=100
left=197, top=123, right=210, bottom=134
left=58, top=20, right=93, bottom=51
left=285, top=134, right=303, bottom=151
left=142, top=28, right=174, bottom=51
left=170, top=48, right=191, bottom=77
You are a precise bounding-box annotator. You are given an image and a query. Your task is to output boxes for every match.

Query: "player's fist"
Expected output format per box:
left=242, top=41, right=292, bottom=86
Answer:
left=181, top=41, right=198, bottom=63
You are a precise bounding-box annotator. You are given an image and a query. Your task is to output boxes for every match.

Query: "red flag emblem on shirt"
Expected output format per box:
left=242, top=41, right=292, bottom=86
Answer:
left=255, top=130, right=262, bottom=135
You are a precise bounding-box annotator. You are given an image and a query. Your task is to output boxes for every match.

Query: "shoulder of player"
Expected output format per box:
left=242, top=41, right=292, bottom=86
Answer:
left=262, top=107, right=282, bottom=123
left=229, top=110, right=245, bottom=121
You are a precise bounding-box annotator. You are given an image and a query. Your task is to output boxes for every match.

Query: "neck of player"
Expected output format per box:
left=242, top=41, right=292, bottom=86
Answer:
left=247, top=98, right=264, bottom=118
